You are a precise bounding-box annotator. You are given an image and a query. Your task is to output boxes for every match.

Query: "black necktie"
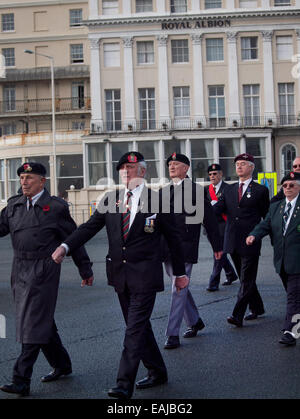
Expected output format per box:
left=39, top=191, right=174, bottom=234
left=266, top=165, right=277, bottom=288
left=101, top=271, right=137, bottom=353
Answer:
left=283, top=202, right=292, bottom=234
left=122, top=191, right=132, bottom=241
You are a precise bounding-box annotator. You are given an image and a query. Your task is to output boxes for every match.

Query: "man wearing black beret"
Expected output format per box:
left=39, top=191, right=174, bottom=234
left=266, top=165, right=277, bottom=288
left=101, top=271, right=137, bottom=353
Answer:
left=162, top=153, right=222, bottom=349
left=205, top=163, right=237, bottom=291
left=213, top=153, right=270, bottom=327
left=247, top=171, right=300, bottom=345
left=51, top=151, right=189, bottom=399
left=0, top=162, right=93, bottom=397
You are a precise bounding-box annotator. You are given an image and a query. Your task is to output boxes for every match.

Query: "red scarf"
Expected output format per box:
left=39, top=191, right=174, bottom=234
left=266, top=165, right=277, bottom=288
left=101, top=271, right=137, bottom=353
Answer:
left=209, top=184, right=227, bottom=221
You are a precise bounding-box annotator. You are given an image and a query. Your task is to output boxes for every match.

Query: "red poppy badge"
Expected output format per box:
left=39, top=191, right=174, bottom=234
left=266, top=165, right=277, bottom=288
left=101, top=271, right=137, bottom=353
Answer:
left=43, top=205, right=50, bottom=212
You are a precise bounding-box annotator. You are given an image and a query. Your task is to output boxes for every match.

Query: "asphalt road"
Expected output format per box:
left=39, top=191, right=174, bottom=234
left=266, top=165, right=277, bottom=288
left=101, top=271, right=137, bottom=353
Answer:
left=0, top=231, right=299, bottom=401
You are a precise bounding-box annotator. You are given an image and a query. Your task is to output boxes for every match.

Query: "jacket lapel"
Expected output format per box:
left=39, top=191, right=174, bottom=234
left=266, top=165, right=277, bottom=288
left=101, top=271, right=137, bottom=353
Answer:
left=285, top=195, right=300, bottom=236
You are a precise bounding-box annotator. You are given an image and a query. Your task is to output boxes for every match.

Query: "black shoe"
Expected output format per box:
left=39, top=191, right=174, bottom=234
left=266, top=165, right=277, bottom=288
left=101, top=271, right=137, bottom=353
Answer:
left=41, top=367, right=72, bottom=382
left=108, top=387, right=131, bottom=399
left=136, top=374, right=168, bottom=390
left=244, top=311, right=265, bottom=321
left=164, top=336, right=180, bottom=349
left=222, top=277, right=238, bottom=286
left=227, top=316, right=243, bottom=327
left=206, top=286, right=219, bottom=292
left=279, top=333, right=296, bottom=346
left=183, top=318, right=205, bottom=338
left=0, top=382, right=30, bottom=397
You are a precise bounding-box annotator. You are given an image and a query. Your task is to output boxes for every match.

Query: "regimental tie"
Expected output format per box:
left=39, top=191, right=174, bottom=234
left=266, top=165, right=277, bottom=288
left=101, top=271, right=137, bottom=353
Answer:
left=122, top=191, right=133, bottom=241
left=238, top=183, right=244, bottom=203
left=283, top=202, right=292, bottom=235
left=28, top=198, right=33, bottom=211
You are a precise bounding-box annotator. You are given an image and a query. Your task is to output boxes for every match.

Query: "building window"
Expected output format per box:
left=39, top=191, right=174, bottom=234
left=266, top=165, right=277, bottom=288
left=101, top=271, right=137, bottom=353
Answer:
left=208, top=86, right=225, bottom=128
left=88, top=143, right=107, bottom=186
left=70, top=44, right=84, bottom=64
left=69, top=9, right=82, bottom=27
left=3, top=86, right=16, bottom=112
left=205, top=0, right=222, bottom=8
left=139, top=88, right=156, bottom=130
left=8, top=158, right=21, bottom=197
left=173, top=86, right=190, bottom=128
left=138, top=141, right=160, bottom=181
left=219, top=138, right=241, bottom=181
left=102, top=1, right=119, bottom=15
left=241, top=37, right=258, bottom=60
left=112, top=142, right=131, bottom=183
left=246, top=138, right=266, bottom=178
left=243, top=84, right=260, bottom=126
left=105, top=89, right=122, bottom=131
left=276, top=36, right=293, bottom=61
left=239, top=0, right=257, bottom=7
left=0, top=160, right=4, bottom=200
left=274, top=0, right=290, bottom=5
left=170, top=0, right=187, bottom=13
left=281, top=144, right=296, bottom=177
left=191, top=139, right=214, bottom=180
left=206, top=38, right=224, bottom=62
left=137, top=41, right=154, bottom=65
left=72, top=81, right=85, bottom=109
left=2, top=48, right=15, bottom=67
left=2, top=13, right=14, bottom=32
left=56, top=155, right=83, bottom=199
left=278, top=83, right=295, bottom=125
left=72, top=121, right=85, bottom=130
left=136, top=0, right=153, bottom=12
left=1, top=123, right=16, bottom=135
left=103, top=43, right=120, bottom=67
left=171, top=40, right=189, bottom=63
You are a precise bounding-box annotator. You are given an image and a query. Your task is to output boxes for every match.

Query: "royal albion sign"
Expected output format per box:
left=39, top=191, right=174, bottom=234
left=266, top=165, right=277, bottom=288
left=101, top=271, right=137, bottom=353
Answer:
left=162, top=19, right=231, bottom=30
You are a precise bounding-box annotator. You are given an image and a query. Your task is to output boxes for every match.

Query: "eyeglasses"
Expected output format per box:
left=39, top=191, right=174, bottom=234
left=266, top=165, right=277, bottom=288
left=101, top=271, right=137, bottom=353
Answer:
left=282, top=183, right=295, bottom=189
left=293, top=164, right=300, bottom=169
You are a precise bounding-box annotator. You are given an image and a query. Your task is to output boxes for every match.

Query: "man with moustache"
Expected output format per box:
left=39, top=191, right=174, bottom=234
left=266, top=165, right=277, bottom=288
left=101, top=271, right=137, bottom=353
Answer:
left=205, top=163, right=237, bottom=291
left=247, top=171, right=300, bottom=346
left=213, top=153, right=270, bottom=327
left=162, top=153, right=222, bottom=350
left=51, top=151, right=188, bottom=399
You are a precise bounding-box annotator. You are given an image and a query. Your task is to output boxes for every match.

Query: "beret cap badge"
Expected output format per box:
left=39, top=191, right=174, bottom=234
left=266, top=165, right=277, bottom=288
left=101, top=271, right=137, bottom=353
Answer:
left=128, top=153, right=137, bottom=163
left=23, top=164, right=32, bottom=172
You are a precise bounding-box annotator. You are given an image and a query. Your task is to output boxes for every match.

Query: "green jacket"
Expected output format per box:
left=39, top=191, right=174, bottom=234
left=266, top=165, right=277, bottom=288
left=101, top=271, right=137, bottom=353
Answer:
left=250, top=195, right=300, bottom=275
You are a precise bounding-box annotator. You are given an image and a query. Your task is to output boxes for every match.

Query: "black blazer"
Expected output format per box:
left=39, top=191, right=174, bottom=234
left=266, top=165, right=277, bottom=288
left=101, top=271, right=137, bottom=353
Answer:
left=161, top=177, right=222, bottom=264
left=205, top=181, right=230, bottom=239
left=64, top=186, right=186, bottom=294
left=213, top=180, right=270, bottom=256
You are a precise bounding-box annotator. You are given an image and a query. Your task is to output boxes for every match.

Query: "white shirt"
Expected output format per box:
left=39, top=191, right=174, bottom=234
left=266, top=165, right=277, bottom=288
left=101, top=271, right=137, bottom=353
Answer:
left=239, top=177, right=252, bottom=197
left=27, top=189, right=45, bottom=210
left=124, top=183, right=145, bottom=229
left=283, top=193, right=299, bottom=234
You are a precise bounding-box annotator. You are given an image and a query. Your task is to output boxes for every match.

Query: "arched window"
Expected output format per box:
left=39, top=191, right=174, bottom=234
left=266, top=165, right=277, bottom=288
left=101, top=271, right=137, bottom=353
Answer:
left=281, top=144, right=296, bottom=177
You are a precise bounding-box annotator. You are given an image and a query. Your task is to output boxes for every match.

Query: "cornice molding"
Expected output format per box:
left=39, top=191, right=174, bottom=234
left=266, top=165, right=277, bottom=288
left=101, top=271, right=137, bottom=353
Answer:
left=83, top=9, right=300, bottom=27
left=0, top=0, right=86, bottom=9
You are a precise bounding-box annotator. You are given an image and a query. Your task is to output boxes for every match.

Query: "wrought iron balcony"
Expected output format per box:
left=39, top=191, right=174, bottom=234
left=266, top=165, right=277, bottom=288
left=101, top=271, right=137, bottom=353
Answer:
left=0, top=97, right=91, bottom=117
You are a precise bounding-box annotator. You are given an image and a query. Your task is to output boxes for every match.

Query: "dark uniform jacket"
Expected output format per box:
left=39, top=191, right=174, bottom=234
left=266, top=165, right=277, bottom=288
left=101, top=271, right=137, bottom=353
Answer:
left=250, top=195, right=300, bottom=274
left=213, top=180, right=270, bottom=256
left=161, top=177, right=222, bottom=264
left=205, top=180, right=230, bottom=239
left=64, top=186, right=186, bottom=294
left=0, top=190, right=93, bottom=344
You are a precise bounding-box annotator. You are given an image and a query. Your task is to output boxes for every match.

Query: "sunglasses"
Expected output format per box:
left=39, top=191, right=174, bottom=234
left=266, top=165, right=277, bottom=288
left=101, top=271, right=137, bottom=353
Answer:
left=209, top=172, right=219, bottom=176
left=293, top=164, right=300, bottom=169
left=282, top=183, right=295, bottom=189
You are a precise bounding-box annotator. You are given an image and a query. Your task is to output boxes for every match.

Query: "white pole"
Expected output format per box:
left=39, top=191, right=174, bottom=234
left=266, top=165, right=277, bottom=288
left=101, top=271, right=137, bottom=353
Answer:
left=50, top=58, right=57, bottom=196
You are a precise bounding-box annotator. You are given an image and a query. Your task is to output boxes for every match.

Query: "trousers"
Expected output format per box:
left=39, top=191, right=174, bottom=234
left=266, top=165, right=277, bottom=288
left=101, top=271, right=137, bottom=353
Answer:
left=13, top=323, right=71, bottom=385
left=164, top=261, right=200, bottom=336
left=280, top=267, right=300, bottom=332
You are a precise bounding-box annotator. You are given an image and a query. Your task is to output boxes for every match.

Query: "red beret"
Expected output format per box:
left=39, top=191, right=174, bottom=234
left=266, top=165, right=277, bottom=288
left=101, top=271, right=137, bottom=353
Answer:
left=234, top=153, right=254, bottom=163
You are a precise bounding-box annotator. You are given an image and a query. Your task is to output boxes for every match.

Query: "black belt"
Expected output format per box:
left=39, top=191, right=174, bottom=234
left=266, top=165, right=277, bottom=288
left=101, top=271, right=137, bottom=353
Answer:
left=14, top=249, right=54, bottom=260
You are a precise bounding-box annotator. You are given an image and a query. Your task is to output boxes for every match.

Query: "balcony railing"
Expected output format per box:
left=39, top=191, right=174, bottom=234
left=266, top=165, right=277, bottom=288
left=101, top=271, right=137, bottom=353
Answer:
left=0, top=97, right=91, bottom=116
left=91, top=115, right=300, bottom=134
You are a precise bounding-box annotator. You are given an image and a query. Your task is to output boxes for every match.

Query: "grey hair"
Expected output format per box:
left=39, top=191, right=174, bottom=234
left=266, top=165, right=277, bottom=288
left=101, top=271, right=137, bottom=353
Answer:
left=137, top=160, right=147, bottom=175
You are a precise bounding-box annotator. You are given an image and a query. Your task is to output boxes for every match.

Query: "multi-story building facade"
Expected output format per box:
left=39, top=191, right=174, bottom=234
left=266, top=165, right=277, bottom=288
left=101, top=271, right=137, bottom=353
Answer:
left=1, top=0, right=300, bottom=220
left=79, top=0, right=300, bottom=201
left=0, top=0, right=90, bottom=204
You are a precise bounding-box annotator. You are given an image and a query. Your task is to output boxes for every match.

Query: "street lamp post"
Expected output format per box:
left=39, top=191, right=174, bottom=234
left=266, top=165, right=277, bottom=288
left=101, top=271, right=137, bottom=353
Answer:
left=24, top=49, right=57, bottom=196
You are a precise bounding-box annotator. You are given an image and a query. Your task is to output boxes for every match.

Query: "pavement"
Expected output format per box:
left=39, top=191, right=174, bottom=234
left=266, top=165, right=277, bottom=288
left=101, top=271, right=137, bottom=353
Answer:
left=0, top=231, right=300, bottom=401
